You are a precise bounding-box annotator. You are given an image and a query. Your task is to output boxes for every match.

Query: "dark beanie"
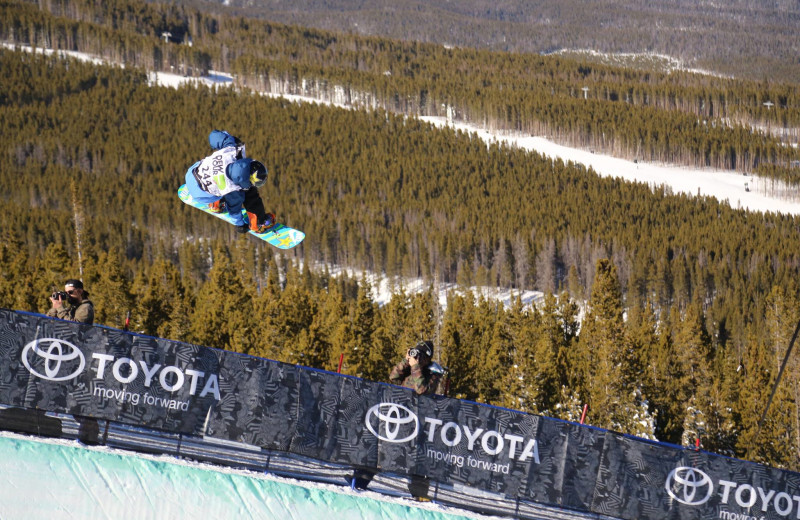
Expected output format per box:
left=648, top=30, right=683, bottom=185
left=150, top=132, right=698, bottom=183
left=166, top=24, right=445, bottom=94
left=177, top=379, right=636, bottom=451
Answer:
left=415, top=340, right=434, bottom=359
left=64, top=279, right=84, bottom=289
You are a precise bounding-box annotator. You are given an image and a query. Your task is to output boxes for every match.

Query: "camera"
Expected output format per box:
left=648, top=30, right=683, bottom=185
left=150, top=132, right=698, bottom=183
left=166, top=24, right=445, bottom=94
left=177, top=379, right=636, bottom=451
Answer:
left=52, top=291, right=68, bottom=301
left=408, top=341, right=433, bottom=360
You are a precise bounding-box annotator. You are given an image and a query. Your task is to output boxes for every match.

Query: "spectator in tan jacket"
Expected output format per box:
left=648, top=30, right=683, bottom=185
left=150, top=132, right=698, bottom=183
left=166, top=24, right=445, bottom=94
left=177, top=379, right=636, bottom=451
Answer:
left=47, top=279, right=94, bottom=324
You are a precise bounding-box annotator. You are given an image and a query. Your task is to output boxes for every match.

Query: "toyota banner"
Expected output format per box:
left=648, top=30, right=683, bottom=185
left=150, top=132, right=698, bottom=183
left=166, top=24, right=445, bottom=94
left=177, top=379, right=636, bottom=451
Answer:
left=1, top=308, right=800, bottom=520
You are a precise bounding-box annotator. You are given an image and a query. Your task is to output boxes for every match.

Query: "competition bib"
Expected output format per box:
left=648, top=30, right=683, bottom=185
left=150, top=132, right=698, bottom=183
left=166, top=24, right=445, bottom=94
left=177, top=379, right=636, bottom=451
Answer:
left=192, top=147, right=240, bottom=197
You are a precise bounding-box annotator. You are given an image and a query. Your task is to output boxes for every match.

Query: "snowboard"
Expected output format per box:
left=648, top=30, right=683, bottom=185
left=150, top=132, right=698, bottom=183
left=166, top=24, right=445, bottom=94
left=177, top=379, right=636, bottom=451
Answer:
left=178, top=184, right=305, bottom=249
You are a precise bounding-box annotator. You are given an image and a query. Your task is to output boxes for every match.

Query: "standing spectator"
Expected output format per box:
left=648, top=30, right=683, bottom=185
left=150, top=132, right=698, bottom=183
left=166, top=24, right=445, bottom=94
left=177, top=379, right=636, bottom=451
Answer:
left=389, top=340, right=446, bottom=395
left=353, top=340, right=447, bottom=497
left=47, top=279, right=94, bottom=324
left=46, top=278, right=98, bottom=444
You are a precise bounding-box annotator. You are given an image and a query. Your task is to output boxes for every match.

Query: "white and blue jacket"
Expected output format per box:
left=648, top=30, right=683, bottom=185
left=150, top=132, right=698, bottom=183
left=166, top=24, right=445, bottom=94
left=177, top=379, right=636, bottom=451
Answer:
left=185, top=130, right=256, bottom=226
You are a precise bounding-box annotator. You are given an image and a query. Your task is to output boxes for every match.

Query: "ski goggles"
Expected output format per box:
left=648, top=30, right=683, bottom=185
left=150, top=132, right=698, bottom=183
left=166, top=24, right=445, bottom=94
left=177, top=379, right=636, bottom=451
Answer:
left=251, top=172, right=267, bottom=188
left=250, top=161, right=268, bottom=188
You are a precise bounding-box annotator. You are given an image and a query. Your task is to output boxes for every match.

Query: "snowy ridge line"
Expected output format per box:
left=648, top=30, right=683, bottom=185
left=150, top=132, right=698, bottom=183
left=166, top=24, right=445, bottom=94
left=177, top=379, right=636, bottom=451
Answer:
left=5, top=42, right=800, bottom=216
left=549, top=49, right=734, bottom=78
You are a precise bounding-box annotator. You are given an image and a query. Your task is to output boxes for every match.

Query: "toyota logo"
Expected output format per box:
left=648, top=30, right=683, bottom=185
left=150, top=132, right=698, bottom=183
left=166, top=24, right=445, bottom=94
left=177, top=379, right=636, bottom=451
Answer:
left=21, top=339, right=86, bottom=382
left=666, top=466, right=714, bottom=506
left=365, top=403, right=419, bottom=443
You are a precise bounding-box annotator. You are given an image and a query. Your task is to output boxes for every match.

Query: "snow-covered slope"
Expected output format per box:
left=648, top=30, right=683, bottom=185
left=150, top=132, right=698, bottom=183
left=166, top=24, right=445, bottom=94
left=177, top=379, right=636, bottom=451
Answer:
left=0, top=432, right=497, bottom=520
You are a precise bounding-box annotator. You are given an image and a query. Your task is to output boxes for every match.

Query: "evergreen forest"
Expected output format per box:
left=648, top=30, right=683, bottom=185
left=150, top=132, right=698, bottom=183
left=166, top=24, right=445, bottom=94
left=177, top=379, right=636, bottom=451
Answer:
left=2, top=0, right=800, bottom=471
left=4, top=0, right=800, bottom=180
left=207, top=0, right=800, bottom=84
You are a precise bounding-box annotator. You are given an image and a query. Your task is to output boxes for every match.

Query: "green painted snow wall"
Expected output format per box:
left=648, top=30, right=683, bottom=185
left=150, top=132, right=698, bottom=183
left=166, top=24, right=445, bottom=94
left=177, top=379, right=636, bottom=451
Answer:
left=0, top=434, right=484, bottom=520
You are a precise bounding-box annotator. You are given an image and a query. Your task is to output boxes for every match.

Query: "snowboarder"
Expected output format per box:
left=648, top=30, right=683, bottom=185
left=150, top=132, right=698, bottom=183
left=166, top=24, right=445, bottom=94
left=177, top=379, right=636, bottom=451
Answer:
left=184, top=130, right=275, bottom=234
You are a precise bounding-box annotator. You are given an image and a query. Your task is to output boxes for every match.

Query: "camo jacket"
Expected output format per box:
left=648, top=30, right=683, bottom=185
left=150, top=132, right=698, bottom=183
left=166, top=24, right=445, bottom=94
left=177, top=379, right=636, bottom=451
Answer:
left=389, top=359, right=442, bottom=396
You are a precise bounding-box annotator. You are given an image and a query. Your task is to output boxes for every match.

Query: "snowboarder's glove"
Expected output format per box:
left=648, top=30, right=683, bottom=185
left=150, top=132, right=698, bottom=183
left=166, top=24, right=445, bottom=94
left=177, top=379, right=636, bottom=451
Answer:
left=235, top=224, right=249, bottom=234
left=234, top=136, right=246, bottom=159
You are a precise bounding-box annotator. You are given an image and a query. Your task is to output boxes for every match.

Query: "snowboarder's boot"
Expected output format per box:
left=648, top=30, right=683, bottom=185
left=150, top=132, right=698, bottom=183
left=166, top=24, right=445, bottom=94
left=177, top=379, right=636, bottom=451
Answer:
left=248, top=211, right=277, bottom=233
left=208, top=200, right=225, bottom=213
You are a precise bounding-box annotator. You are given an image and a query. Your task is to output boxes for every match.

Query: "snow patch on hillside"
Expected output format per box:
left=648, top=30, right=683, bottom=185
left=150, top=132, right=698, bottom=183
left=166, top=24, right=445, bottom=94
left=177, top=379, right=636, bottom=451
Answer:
left=551, top=49, right=732, bottom=78
left=321, top=264, right=545, bottom=309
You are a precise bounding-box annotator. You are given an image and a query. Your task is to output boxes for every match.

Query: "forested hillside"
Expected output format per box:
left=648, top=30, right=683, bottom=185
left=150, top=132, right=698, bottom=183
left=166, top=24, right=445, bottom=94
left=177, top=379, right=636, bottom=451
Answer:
left=190, top=0, right=800, bottom=84
left=4, top=0, right=800, bottom=182
left=2, top=0, right=800, bottom=471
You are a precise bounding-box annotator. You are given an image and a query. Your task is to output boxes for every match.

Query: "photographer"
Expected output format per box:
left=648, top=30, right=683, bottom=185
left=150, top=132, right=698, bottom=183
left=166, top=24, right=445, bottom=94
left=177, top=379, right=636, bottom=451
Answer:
left=47, top=279, right=94, bottom=324
left=353, top=340, right=448, bottom=494
left=45, top=278, right=98, bottom=444
left=370, top=340, right=447, bottom=500
left=389, top=340, right=446, bottom=396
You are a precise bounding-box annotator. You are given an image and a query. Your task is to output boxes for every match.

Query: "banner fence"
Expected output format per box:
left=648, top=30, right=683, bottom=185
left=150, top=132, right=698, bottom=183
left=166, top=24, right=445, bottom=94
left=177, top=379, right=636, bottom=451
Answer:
left=1, top=309, right=798, bottom=520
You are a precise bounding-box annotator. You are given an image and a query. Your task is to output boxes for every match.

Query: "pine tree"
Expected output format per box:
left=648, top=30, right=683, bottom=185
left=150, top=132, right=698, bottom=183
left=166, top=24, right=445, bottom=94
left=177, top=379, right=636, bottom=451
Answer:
left=34, top=243, right=75, bottom=314
left=627, top=301, right=655, bottom=395
left=328, top=302, right=357, bottom=375
left=646, top=310, right=686, bottom=443
left=404, top=287, right=439, bottom=347
left=498, top=297, right=541, bottom=413
left=317, top=280, right=349, bottom=372
left=480, top=303, right=512, bottom=405
left=737, top=286, right=800, bottom=468
left=547, top=291, right=585, bottom=421
left=190, top=244, right=257, bottom=353
left=736, top=332, right=781, bottom=465
left=578, top=259, right=652, bottom=436
left=133, top=258, right=188, bottom=337
left=293, top=322, right=327, bottom=369
left=556, top=291, right=580, bottom=384
left=177, top=240, right=210, bottom=288
left=88, top=251, right=133, bottom=328
left=343, top=275, right=377, bottom=378
left=264, top=255, right=282, bottom=297
left=371, top=288, right=411, bottom=383
left=566, top=265, right=583, bottom=303
left=703, top=347, right=739, bottom=458
left=274, top=280, right=316, bottom=364
left=675, top=300, right=715, bottom=448
left=529, top=293, right=563, bottom=413
left=0, top=229, right=36, bottom=312
left=439, top=292, right=482, bottom=400
left=254, top=254, right=286, bottom=359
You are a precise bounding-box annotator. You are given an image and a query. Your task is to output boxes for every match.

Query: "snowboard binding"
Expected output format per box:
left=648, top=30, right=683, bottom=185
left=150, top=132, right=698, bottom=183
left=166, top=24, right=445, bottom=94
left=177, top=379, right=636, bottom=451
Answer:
left=250, top=212, right=277, bottom=234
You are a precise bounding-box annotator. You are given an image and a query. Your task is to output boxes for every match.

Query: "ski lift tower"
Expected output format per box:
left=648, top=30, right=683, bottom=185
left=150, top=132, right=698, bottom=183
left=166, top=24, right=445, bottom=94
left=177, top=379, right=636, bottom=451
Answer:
left=582, top=87, right=589, bottom=100
left=763, top=101, right=774, bottom=134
